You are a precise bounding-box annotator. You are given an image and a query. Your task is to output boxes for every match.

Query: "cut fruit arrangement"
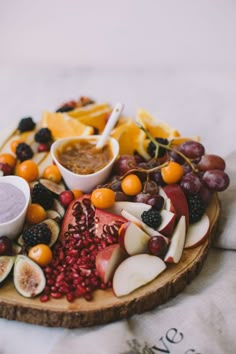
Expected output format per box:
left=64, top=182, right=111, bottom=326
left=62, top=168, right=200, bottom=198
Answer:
left=0, top=96, right=230, bottom=311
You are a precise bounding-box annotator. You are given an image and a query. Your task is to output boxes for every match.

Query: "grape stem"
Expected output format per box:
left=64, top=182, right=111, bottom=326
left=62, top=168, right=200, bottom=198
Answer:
left=137, top=122, right=198, bottom=173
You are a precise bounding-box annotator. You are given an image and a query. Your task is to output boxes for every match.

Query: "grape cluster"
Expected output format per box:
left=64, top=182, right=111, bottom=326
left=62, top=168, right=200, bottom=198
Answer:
left=105, top=139, right=230, bottom=223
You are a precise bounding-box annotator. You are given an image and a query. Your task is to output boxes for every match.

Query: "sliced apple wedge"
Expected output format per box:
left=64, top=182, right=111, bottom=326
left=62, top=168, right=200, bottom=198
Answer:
left=107, top=201, right=151, bottom=217
left=157, top=209, right=176, bottom=237
left=162, top=184, right=189, bottom=228
left=119, top=221, right=150, bottom=255
left=159, top=187, right=176, bottom=213
left=96, top=244, right=127, bottom=284
left=113, top=254, right=166, bottom=297
left=164, top=215, right=186, bottom=264
left=184, top=213, right=210, bottom=249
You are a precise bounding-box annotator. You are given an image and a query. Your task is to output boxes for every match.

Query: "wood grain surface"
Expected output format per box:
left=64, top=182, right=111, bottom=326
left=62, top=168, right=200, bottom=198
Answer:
left=0, top=194, right=220, bottom=328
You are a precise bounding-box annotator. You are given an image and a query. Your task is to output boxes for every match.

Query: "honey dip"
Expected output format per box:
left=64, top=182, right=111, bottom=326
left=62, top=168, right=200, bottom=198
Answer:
left=56, top=139, right=113, bottom=175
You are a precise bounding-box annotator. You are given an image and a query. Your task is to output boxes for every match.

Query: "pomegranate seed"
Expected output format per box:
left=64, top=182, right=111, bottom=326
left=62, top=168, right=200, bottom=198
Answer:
left=40, top=294, right=49, bottom=302
left=51, top=292, right=63, bottom=299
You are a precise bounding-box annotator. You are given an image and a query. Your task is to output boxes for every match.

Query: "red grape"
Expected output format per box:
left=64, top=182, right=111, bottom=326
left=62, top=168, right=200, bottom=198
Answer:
left=180, top=172, right=201, bottom=195
left=197, top=154, right=226, bottom=172
left=179, top=141, right=205, bottom=159
left=148, top=235, right=168, bottom=257
left=0, top=236, right=12, bottom=255
left=113, top=155, right=137, bottom=175
left=202, top=169, right=230, bottom=192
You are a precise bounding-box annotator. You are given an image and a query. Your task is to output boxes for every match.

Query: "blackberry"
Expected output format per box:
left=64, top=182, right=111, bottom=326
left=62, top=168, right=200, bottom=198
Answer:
left=141, top=208, right=162, bottom=229
left=22, top=223, right=51, bottom=249
left=31, top=182, right=54, bottom=209
left=35, top=128, right=52, bottom=143
left=147, top=138, right=169, bottom=158
left=17, top=117, right=36, bottom=133
left=56, top=105, right=75, bottom=113
left=187, top=194, right=206, bottom=224
left=15, top=142, right=33, bottom=162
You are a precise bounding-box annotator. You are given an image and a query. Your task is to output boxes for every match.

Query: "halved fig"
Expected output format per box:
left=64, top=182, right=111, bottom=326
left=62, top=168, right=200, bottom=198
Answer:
left=13, top=255, right=46, bottom=298
left=0, top=256, right=15, bottom=283
left=46, top=209, right=62, bottom=223
left=39, top=178, right=66, bottom=196
left=53, top=199, right=65, bottom=218
left=43, top=219, right=60, bottom=246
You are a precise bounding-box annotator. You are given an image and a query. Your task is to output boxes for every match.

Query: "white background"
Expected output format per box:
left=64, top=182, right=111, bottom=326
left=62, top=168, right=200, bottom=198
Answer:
left=0, top=1, right=236, bottom=353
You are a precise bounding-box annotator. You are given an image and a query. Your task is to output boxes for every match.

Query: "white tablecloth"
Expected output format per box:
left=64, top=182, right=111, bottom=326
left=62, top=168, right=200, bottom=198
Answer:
left=0, top=1, right=236, bottom=353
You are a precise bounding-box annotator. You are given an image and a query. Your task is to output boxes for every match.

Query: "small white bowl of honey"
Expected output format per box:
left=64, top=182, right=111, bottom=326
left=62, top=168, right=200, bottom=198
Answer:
left=50, top=135, right=119, bottom=193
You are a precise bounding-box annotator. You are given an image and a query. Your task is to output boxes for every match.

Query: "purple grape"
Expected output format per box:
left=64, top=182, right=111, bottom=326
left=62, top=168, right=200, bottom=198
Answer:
left=179, top=141, right=205, bottom=159
left=133, top=192, right=151, bottom=204
left=180, top=172, right=201, bottom=195
left=115, top=191, right=130, bottom=201
left=151, top=171, right=165, bottom=186
left=168, top=149, right=185, bottom=164
left=198, top=184, right=213, bottom=207
left=143, top=180, right=159, bottom=195
left=0, top=236, right=12, bottom=255
left=113, top=155, right=137, bottom=175
left=148, top=235, right=168, bottom=257
left=198, top=154, right=226, bottom=172
left=147, top=195, right=164, bottom=210
left=202, top=169, right=230, bottom=192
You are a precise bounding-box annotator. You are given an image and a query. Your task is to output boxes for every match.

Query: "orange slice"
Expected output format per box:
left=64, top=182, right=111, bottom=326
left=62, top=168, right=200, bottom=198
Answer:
left=111, top=117, right=150, bottom=159
left=41, top=111, right=94, bottom=139
left=68, top=104, right=112, bottom=133
left=136, top=108, right=181, bottom=139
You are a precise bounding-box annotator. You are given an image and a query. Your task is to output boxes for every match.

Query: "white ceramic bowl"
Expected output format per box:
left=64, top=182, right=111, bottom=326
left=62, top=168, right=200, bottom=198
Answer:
left=51, top=135, right=119, bottom=193
left=0, top=175, right=31, bottom=240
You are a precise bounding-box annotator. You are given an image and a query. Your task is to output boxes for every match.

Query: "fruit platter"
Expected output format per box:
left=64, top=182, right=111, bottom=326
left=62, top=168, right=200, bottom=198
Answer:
left=0, top=97, right=229, bottom=328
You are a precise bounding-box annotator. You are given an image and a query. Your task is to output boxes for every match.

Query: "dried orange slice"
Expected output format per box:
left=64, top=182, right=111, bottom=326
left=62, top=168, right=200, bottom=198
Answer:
left=41, top=112, right=94, bottom=139
left=111, top=117, right=149, bottom=159
left=136, top=108, right=180, bottom=139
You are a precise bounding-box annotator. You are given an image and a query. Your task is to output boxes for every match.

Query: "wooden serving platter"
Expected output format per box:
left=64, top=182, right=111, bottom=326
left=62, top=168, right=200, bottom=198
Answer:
left=0, top=194, right=220, bottom=328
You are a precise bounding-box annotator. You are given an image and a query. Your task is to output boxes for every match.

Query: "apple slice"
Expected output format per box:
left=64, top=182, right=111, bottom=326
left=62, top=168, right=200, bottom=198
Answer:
left=113, top=254, right=166, bottom=297
left=164, top=215, right=186, bottom=263
left=159, top=187, right=176, bottom=213
left=96, top=244, right=127, bottom=284
left=157, top=209, right=176, bottom=237
left=106, top=201, right=151, bottom=217
left=119, top=221, right=150, bottom=255
left=162, top=184, right=189, bottom=228
left=184, top=213, right=210, bottom=249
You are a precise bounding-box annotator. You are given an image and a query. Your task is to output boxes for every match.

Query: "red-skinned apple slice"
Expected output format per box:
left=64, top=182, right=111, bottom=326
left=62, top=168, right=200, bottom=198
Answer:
left=107, top=201, right=151, bottom=217
left=159, top=187, right=176, bottom=213
left=121, top=209, right=165, bottom=239
left=113, top=254, right=166, bottom=297
left=95, top=244, right=127, bottom=284
left=184, top=213, right=210, bottom=249
left=119, top=221, right=150, bottom=255
left=164, top=215, right=186, bottom=263
left=157, top=209, right=176, bottom=237
left=162, top=184, right=189, bottom=228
